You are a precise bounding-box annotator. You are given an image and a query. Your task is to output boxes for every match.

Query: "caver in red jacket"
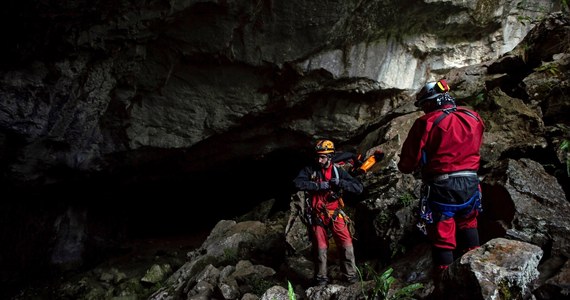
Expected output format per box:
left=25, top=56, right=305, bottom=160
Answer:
left=398, top=80, right=485, bottom=273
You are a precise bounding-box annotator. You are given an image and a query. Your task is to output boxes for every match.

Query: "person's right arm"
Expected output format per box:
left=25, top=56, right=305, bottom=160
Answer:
left=398, top=118, right=429, bottom=174
left=293, top=166, right=320, bottom=191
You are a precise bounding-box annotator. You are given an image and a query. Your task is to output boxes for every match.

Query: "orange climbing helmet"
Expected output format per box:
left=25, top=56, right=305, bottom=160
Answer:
left=315, top=139, right=335, bottom=154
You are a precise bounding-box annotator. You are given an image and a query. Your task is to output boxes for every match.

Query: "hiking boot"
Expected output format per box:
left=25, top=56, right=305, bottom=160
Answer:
left=346, top=275, right=358, bottom=284
left=432, top=264, right=449, bottom=297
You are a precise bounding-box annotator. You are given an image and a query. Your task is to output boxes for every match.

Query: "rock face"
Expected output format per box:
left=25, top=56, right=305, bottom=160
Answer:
left=0, top=1, right=569, bottom=299
left=0, top=0, right=558, bottom=186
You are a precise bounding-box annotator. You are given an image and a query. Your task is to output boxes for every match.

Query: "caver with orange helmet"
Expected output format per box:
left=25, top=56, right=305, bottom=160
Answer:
left=293, top=139, right=363, bottom=286
left=314, top=140, right=335, bottom=170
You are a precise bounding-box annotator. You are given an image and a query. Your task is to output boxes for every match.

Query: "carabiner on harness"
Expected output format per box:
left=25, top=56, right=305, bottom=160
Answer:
left=418, top=184, right=433, bottom=224
left=416, top=183, right=432, bottom=236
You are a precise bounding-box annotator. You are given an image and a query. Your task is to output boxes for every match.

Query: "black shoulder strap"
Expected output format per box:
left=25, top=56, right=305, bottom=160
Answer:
left=432, top=108, right=454, bottom=127
left=432, top=107, right=479, bottom=127
left=457, top=108, right=480, bottom=122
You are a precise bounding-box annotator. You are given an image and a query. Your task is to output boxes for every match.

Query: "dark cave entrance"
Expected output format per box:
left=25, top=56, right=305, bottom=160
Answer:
left=0, top=148, right=311, bottom=298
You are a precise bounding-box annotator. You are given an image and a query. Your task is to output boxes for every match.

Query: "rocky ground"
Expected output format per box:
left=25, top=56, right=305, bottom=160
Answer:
left=9, top=232, right=210, bottom=300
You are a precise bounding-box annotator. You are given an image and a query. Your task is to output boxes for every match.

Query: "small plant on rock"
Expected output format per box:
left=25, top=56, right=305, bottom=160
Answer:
left=398, top=192, right=414, bottom=207
left=287, top=280, right=296, bottom=300
left=560, top=139, right=570, bottom=177
left=364, top=264, right=423, bottom=300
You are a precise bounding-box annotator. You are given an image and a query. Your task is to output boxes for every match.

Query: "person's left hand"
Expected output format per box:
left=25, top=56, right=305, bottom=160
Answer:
left=330, top=178, right=340, bottom=186
left=318, top=181, right=330, bottom=190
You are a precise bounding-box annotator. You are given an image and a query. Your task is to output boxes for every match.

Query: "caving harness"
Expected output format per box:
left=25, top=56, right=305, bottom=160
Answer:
left=305, top=165, right=356, bottom=239
left=417, top=173, right=482, bottom=221
left=416, top=107, right=483, bottom=235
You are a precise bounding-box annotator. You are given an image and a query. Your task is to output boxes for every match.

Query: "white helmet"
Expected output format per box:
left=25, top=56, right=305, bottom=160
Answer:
left=414, top=79, right=450, bottom=107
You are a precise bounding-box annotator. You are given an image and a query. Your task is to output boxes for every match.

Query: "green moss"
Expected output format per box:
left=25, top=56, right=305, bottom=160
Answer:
left=560, top=139, right=570, bottom=177
left=376, top=211, right=390, bottom=226
left=398, top=192, right=414, bottom=207
left=497, top=279, right=524, bottom=299
left=534, top=63, right=560, bottom=75
left=390, top=243, right=406, bottom=258
left=223, top=248, right=239, bottom=264
left=244, top=276, right=278, bottom=296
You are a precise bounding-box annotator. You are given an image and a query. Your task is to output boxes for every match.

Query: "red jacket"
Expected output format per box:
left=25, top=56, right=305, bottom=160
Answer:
left=398, top=105, right=485, bottom=177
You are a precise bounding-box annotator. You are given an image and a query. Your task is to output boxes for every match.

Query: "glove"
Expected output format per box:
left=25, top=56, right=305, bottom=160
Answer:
left=318, top=181, right=330, bottom=190
left=330, top=177, right=340, bottom=186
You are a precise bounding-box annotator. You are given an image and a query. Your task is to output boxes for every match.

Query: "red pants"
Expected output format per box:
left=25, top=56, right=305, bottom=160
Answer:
left=312, top=217, right=352, bottom=249
left=428, top=209, right=479, bottom=250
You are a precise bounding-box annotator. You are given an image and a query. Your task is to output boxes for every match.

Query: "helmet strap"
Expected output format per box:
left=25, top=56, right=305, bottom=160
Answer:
left=423, top=94, right=456, bottom=113
left=438, top=93, right=456, bottom=107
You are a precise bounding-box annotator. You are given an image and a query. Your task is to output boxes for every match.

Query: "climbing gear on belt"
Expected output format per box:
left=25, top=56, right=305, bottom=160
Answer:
left=310, top=202, right=355, bottom=240
left=431, top=190, right=482, bottom=219
left=417, top=183, right=432, bottom=235
left=429, top=171, right=478, bottom=182
left=416, top=180, right=482, bottom=235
